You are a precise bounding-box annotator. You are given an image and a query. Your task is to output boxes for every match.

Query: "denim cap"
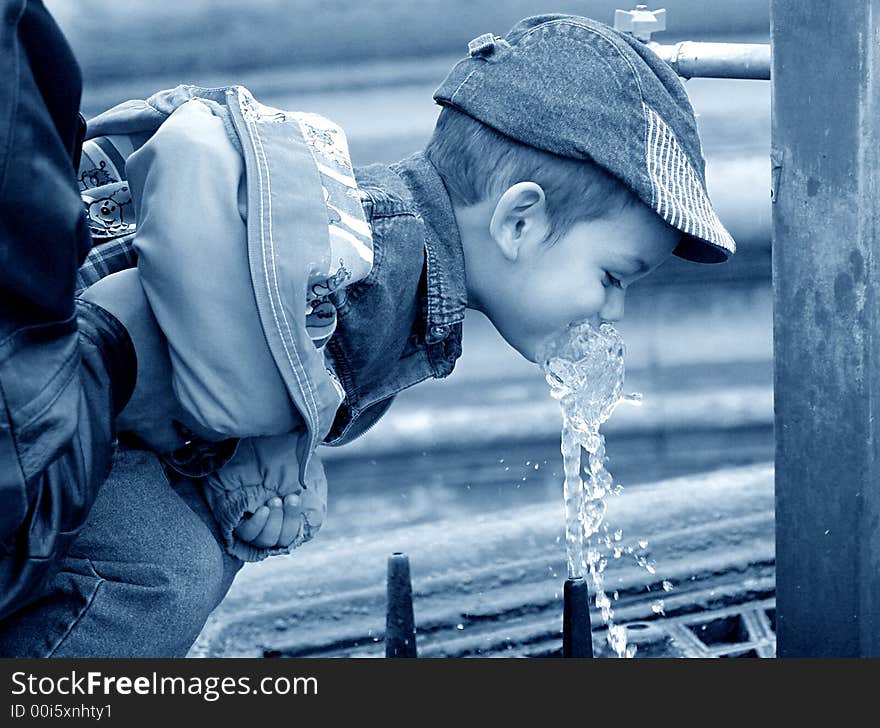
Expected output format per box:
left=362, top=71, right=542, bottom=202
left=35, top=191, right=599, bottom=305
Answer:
left=433, top=14, right=736, bottom=264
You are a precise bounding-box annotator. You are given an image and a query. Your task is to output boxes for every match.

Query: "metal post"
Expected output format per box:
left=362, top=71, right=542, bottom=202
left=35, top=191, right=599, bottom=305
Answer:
left=772, top=0, right=880, bottom=656
left=385, top=552, right=418, bottom=657
left=562, top=577, right=593, bottom=657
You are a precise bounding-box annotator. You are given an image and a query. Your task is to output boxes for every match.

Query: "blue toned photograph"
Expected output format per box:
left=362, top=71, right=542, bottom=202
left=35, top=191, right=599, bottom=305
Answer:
left=0, top=0, right=864, bottom=666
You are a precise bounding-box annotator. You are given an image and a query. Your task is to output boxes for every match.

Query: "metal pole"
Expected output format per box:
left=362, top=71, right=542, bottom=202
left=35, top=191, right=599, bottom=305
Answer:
left=772, top=0, right=880, bottom=656
left=649, top=41, right=770, bottom=80
left=385, top=552, right=418, bottom=657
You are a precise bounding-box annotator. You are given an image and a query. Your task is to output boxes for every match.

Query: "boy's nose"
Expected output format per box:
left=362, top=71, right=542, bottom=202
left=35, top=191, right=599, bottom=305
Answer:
left=599, top=288, right=625, bottom=323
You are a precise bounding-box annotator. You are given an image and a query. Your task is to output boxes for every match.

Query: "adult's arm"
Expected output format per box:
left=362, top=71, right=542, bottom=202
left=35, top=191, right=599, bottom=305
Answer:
left=0, top=0, right=135, bottom=620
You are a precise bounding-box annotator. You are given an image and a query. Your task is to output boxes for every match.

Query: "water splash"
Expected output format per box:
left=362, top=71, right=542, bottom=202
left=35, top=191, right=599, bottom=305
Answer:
left=538, top=320, right=647, bottom=658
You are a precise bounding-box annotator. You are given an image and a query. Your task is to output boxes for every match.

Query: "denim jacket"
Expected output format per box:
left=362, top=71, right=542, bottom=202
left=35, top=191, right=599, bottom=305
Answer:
left=324, top=152, right=468, bottom=445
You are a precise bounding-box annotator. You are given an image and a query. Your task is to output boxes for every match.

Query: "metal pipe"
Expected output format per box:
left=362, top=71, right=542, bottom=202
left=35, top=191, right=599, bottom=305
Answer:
left=649, top=41, right=771, bottom=80
left=385, top=552, right=418, bottom=658
left=562, top=577, right=593, bottom=658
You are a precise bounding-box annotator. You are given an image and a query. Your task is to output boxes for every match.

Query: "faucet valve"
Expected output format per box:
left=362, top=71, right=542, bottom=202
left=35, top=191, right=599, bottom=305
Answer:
left=614, top=4, right=667, bottom=43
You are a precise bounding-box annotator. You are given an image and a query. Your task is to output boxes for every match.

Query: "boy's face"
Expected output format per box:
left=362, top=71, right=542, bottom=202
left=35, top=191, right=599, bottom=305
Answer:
left=479, top=197, right=680, bottom=363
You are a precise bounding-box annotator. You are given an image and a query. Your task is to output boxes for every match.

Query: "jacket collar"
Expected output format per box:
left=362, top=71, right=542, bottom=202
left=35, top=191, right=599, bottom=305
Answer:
left=392, top=152, right=468, bottom=340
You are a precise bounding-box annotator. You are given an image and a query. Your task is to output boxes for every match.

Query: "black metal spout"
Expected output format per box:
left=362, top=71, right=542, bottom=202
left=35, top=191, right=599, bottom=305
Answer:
left=385, top=552, right=417, bottom=658
left=563, top=577, right=593, bottom=658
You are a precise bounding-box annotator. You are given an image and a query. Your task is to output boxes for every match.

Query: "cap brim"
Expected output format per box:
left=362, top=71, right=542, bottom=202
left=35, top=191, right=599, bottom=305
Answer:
left=673, top=233, right=733, bottom=264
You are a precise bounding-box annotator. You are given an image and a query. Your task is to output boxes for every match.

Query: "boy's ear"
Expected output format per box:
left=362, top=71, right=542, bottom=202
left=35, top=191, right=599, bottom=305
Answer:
left=488, top=182, right=550, bottom=261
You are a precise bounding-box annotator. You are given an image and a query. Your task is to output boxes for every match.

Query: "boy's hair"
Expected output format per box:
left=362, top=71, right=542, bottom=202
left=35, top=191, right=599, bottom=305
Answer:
left=425, top=107, right=634, bottom=241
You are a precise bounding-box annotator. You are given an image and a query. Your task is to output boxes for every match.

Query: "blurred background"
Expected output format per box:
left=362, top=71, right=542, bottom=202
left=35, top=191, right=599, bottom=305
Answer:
left=48, top=1, right=775, bottom=657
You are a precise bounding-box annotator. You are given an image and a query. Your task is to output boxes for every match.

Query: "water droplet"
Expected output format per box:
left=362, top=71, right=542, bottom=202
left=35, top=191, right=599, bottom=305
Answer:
left=499, top=458, right=505, bottom=464
left=651, top=599, right=665, bottom=616
left=613, top=530, right=623, bottom=541
left=456, top=624, right=464, bottom=630
left=534, top=463, right=540, bottom=470
left=613, top=590, right=619, bottom=600
left=607, top=624, right=628, bottom=658
left=638, top=539, right=649, bottom=549
left=662, top=580, right=674, bottom=592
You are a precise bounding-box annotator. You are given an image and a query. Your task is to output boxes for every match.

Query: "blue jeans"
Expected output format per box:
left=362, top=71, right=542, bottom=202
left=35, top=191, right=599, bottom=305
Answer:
left=0, top=447, right=242, bottom=657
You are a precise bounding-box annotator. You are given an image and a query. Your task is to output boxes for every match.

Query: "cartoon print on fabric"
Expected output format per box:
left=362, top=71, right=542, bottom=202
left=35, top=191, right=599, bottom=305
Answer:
left=299, top=120, right=350, bottom=167
left=82, top=182, right=136, bottom=240
left=309, top=259, right=352, bottom=304
left=78, top=159, right=117, bottom=191
left=306, top=259, right=352, bottom=342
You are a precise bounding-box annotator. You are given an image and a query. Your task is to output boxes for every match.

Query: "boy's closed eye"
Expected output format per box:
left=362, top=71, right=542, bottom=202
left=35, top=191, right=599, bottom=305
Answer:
left=603, top=272, right=624, bottom=289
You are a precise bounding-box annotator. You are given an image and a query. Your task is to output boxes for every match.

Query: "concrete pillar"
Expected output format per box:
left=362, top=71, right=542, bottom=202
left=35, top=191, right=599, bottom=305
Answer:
left=772, top=0, right=880, bottom=656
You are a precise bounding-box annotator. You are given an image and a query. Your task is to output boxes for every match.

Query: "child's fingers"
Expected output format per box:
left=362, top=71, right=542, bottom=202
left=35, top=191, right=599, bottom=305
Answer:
left=234, top=506, right=270, bottom=542
left=277, top=497, right=304, bottom=547
left=252, top=504, right=284, bottom=548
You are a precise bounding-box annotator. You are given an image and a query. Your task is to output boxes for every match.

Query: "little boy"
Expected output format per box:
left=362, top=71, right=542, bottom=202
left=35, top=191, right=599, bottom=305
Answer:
left=0, top=13, right=735, bottom=656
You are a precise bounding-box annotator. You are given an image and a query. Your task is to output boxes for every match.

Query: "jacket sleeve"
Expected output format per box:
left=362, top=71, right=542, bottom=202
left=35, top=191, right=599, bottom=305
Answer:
left=203, top=433, right=327, bottom=562
left=0, top=302, right=135, bottom=620
left=125, top=98, right=302, bottom=439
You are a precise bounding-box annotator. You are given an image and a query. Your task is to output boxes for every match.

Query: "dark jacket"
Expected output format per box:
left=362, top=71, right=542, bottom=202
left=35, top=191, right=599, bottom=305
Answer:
left=0, top=0, right=135, bottom=620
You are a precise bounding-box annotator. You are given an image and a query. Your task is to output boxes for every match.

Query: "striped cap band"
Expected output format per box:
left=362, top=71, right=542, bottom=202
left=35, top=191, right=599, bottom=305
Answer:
left=644, top=103, right=736, bottom=260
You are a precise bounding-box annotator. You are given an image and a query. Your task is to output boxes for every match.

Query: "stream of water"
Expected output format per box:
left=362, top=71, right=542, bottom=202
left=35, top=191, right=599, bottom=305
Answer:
left=539, top=320, right=664, bottom=658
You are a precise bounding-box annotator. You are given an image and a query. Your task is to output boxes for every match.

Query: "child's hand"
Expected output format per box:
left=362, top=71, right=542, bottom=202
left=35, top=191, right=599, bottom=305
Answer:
left=234, top=493, right=311, bottom=549
left=207, top=435, right=328, bottom=556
